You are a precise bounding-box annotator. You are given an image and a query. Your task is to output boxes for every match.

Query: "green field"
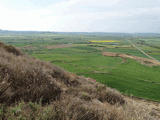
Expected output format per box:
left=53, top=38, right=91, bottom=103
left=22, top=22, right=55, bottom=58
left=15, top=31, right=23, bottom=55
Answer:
left=0, top=32, right=160, bottom=101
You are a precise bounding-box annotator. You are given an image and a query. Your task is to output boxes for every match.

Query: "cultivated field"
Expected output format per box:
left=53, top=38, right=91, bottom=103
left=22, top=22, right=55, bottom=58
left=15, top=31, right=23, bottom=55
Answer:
left=0, top=32, right=160, bottom=101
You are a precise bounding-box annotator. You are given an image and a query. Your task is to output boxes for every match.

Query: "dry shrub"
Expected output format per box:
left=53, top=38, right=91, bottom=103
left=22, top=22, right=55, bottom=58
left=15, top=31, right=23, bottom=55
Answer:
left=1, top=98, right=158, bottom=120
left=51, top=97, right=125, bottom=120
left=51, top=68, right=80, bottom=87
left=0, top=44, right=81, bottom=104
left=98, top=89, right=125, bottom=105
left=122, top=100, right=160, bottom=120
left=79, top=92, right=92, bottom=101
left=96, top=85, right=125, bottom=105
left=71, top=78, right=125, bottom=105
left=0, top=42, right=23, bottom=56
left=0, top=48, right=63, bottom=104
left=72, top=106, right=103, bottom=120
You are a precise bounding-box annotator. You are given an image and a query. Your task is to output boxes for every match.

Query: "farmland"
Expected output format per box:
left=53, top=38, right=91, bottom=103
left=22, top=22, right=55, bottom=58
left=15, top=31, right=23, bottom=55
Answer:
left=90, top=40, right=120, bottom=43
left=0, top=32, right=160, bottom=101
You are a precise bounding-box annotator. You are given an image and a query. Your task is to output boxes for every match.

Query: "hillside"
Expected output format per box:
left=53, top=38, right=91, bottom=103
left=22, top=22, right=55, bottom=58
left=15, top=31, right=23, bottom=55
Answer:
left=0, top=42, right=160, bottom=120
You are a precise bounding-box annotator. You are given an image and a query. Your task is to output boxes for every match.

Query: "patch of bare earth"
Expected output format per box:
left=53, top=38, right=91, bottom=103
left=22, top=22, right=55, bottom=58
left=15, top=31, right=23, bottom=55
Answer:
left=45, top=44, right=77, bottom=49
left=20, top=45, right=37, bottom=50
left=102, top=52, right=160, bottom=66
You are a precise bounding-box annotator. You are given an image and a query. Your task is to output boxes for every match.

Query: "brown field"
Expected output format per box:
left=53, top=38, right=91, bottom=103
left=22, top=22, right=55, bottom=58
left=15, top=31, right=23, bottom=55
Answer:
left=102, top=52, right=160, bottom=66
left=45, top=44, right=77, bottom=49
left=20, top=45, right=37, bottom=50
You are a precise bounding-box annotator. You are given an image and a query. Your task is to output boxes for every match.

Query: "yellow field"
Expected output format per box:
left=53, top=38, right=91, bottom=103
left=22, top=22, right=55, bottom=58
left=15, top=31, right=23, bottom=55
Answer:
left=90, top=40, right=120, bottom=43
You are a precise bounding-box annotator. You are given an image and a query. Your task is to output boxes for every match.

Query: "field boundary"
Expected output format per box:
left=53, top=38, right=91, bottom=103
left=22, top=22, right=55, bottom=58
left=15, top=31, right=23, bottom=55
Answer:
left=128, top=40, right=159, bottom=62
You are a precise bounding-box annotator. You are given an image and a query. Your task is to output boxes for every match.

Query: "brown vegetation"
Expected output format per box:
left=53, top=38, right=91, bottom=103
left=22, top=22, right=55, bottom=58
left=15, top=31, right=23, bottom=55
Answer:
left=0, top=42, right=23, bottom=56
left=102, top=52, right=160, bottom=66
left=0, top=43, right=159, bottom=120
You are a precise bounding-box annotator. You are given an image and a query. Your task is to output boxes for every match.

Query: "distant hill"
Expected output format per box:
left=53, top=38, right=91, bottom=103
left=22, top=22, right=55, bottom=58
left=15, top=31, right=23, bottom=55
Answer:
left=0, top=29, right=160, bottom=37
left=0, top=29, right=54, bottom=35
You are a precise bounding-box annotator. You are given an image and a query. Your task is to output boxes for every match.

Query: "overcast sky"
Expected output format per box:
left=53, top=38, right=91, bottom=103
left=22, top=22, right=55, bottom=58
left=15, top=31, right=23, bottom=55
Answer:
left=0, top=0, right=160, bottom=32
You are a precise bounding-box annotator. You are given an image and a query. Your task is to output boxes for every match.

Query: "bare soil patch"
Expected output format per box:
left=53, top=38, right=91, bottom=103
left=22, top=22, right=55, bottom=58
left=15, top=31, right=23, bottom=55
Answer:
left=21, top=45, right=37, bottom=50
left=102, top=52, right=160, bottom=66
left=45, top=44, right=77, bottom=49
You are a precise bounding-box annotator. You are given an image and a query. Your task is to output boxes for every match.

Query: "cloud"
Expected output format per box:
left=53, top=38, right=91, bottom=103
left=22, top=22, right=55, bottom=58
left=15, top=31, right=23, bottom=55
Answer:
left=0, top=0, right=160, bottom=32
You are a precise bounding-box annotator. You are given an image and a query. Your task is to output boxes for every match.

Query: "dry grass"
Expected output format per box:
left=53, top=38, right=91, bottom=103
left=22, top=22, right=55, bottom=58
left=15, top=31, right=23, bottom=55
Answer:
left=0, top=42, right=159, bottom=120
left=0, top=42, right=23, bottom=56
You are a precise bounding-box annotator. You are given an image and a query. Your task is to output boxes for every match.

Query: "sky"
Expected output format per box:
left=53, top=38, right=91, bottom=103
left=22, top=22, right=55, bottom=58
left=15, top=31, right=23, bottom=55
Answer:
left=0, top=0, right=160, bottom=33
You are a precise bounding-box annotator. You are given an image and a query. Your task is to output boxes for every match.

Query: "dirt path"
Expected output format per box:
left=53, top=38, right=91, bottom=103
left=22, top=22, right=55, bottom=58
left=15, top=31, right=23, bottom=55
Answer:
left=128, top=40, right=159, bottom=62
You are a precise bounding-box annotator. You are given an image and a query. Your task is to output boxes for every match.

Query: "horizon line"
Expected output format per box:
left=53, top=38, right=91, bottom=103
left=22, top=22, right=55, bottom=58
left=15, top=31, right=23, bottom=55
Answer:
left=0, top=29, right=160, bottom=34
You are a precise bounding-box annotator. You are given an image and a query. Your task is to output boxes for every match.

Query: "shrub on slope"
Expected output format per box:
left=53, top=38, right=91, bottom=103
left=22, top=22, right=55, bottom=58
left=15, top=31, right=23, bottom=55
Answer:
left=0, top=42, right=22, bottom=56
left=0, top=46, right=79, bottom=104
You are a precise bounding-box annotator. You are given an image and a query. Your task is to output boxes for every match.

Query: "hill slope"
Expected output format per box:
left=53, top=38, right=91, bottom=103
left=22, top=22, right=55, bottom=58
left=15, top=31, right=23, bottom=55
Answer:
left=0, top=42, right=159, bottom=120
